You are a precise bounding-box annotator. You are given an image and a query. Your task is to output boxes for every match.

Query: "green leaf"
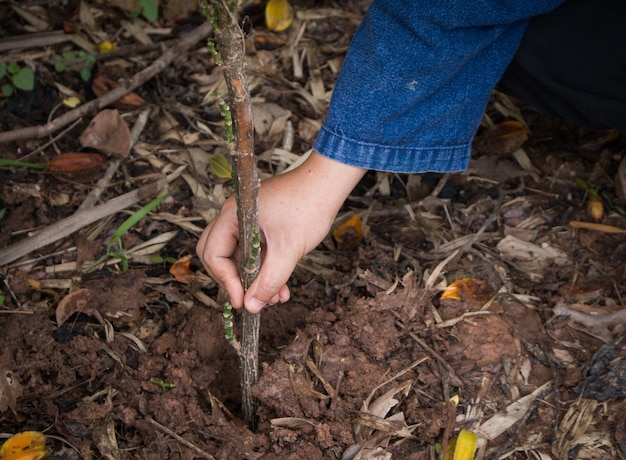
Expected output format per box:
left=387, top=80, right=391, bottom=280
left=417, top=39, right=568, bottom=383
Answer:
left=0, top=207, right=6, bottom=221
left=0, top=62, right=6, bottom=79
left=79, top=67, right=91, bottom=82
left=208, top=152, right=233, bottom=179
left=0, top=294, right=5, bottom=307
left=12, top=67, right=34, bottom=91
left=84, top=53, right=96, bottom=68
left=575, top=178, right=588, bottom=190
left=1, top=84, right=13, bottom=96
left=0, top=159, right=45, bottom=169
left=7, top=63, right=20, bottom=74
left=140, top=0, right=158, bottom=22
left=109, top=193, right=169, bottom=246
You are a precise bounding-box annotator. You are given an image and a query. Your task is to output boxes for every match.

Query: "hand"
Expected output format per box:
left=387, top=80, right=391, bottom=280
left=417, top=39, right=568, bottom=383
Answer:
left=196, top=151, right=366, bottom=313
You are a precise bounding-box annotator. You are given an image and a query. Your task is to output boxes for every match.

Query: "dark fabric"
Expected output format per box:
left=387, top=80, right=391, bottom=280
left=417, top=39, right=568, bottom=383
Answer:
left=499, top=0, right=626, bottom=130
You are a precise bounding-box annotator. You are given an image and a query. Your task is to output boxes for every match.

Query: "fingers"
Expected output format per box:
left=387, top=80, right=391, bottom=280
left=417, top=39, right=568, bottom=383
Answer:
left=244, top=262, right=292, bottom=313
left=196, top=199, right=245, bottom=309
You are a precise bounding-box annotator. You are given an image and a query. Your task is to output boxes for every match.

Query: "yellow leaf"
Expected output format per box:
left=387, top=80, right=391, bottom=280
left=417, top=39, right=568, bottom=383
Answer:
left=208, top=152, right=233, bottom=179
left=169, top=255, right=193, bottom=283
left=0, top=431, right=50, bottom=460
left=98, top=40, right=117, bottom=53
left=332, top=214, right=365, bottom=245
left=441, top=278, right=491, bottom=301
left=265, top=0, right=294, bottom=32
left=587, top=196, right=604, bottom=221
left=444, top=429, right=477, bottom=460
left=62, top=96, right=81, bottom=108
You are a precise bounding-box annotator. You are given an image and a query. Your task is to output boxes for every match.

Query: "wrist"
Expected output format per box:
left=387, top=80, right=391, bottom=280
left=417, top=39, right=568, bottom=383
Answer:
left=291, top=150, right=367, bottom=214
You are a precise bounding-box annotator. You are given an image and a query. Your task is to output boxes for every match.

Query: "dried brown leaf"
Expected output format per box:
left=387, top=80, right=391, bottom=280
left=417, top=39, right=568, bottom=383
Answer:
left=79, top=109, right=131, bottom=158
left=476, top=120, right=528, bottom=155
left=56, top=288, right=95, bottom=327
left=0, top=368, right=22, bottom=413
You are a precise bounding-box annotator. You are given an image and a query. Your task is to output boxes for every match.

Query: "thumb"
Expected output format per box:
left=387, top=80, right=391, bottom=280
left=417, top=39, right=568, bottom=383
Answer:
left=243, top=250, right=295, bottom=313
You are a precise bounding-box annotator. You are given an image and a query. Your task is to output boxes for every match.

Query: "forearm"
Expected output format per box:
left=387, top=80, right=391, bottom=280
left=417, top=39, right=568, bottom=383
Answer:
left=314, top=0, right=566, bottom=174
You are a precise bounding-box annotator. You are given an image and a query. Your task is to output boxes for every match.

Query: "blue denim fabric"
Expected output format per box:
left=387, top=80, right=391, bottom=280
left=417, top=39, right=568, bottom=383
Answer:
left=313, top=0, right=565, bottom=173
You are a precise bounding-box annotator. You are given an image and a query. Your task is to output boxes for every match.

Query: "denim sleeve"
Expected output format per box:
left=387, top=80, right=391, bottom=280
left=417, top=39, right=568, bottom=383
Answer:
left=313, top=0, right=565, bottom=173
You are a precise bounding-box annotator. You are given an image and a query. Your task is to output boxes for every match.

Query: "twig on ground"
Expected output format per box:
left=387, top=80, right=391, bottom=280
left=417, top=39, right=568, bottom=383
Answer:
left=394, top=318, right=463, bottom=387
left=0, top=22, right=212, bottom=145
left=146, top=416, right=216, bottom=460
left=20, top=119, right=83, bottom=162
left=0, top=178, right=166, bottom=266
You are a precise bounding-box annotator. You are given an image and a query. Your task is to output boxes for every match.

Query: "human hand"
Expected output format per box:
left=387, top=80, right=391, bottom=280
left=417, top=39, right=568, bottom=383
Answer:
left=196, top=151, right=366, bottom=313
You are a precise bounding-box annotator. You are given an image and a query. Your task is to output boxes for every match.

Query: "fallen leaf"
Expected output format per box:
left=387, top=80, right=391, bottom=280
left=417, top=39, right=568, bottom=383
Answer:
left=91, top=71, right=146, bottom=109
left=265, top=0, right=294, bottom=32
left=441, top=278, right=492, bottom=301
left=208, top=153, right=232, bottom=179
left=587, top=196, right=604, bottom=221
left=476, top=120, right=528, bottom=155
left=0, top=368, right=22, bottom=414
left=46, top=152, right=106, bottom=173
left=79, top=109, right=131, bottom=158
left=444, top=429, right=477, bottom=460
left=98, top=40, right=116, bottom=53
left=56, top=288, right=95, bottom=327
left=0, top=431, right=50, bottom=460
left=332, top=214, right=365, bottom=247
left=169, top=255, right=193, bottom=283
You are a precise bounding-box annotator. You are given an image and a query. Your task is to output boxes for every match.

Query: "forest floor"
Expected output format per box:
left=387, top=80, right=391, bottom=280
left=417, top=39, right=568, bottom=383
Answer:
left=1, top=1, right=625, bottom=459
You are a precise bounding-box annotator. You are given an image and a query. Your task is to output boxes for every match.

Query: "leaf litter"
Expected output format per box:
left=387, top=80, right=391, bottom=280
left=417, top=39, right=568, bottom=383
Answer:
left=1, top=0, right=626, bottom=459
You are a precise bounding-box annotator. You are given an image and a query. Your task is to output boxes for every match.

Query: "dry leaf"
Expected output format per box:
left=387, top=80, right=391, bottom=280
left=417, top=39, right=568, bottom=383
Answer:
left=444, top=429, right=477, bottom=460
left=333, top=214, right=365, bottom=247
left=441, top=278, right=492, bottom=301
left=587, top=196, right=604, bottom=221
left=169, top=255, right=193, bottom=283
left=0, top=368, right=22, bottom=414
left=91, top=71, right=146, bottom=109
left=476, top=120, right=528, bottom=155
left=265, top=0, right=294, bottom=32
left=0, top=431, right=50, bottom=460
left=208, top=153, right=233, bottom=179
left=56, top=288, right=95, bottom=327
left=46, top=152, right=106, bottom=173
left=79, top=109, right=131, bottom=158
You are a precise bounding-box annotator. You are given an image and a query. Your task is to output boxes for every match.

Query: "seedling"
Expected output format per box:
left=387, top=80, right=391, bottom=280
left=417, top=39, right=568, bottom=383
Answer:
left=0, top=61, right=35, bottom=96
left=90, top=193, right=169, bottom=271
left=0, top=158, right=46, bottom=170
left=150, top=377, right=176, bottom=389
left=53, top=50, right=96, bottom=82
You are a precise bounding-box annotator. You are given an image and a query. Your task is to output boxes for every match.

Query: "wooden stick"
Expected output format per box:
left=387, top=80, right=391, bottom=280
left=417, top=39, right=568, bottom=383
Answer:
left=0, top=178, right=166, bottom=267
left=208, top=0, right=261, bottom=431
left=0, top=22, right=212, bottom=145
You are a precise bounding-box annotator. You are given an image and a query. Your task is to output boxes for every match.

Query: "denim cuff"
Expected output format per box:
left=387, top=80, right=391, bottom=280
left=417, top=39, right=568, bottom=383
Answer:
left=314, top=125, right=471, bottom=174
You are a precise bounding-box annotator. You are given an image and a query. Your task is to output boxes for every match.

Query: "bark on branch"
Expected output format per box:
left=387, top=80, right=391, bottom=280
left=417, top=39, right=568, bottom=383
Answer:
left=207, top=0, right=261, bottom=431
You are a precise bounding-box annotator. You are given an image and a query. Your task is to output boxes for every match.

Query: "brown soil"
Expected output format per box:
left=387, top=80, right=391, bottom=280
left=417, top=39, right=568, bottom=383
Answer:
left=1, top=1, right=626, bottom=459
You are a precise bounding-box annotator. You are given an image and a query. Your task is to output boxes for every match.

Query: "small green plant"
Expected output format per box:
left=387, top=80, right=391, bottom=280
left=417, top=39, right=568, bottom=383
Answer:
left=90, top=193, right=169, bottom=271
left=128, top=0, right=159, bottom=22
left=0, top=62, right=35, bottom=96
left=53, top=50, right=96, bottom=82
left=0, top=158, right=45, bottom=170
